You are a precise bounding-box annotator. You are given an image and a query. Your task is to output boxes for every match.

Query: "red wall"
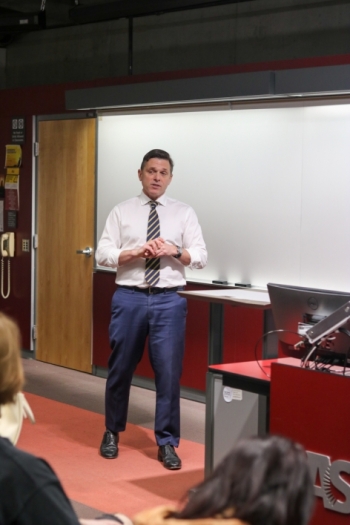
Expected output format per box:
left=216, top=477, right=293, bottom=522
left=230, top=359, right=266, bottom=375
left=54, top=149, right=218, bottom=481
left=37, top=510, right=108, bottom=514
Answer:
left=0, top=117, right=32, bottom=348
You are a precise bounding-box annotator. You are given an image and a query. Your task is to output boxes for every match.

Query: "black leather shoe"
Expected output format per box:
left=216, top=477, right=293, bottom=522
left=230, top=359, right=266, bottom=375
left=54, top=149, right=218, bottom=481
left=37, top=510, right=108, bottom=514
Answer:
left=158, top=445, right=182, bottom=470
left=100, top=430, right=119, bottom=459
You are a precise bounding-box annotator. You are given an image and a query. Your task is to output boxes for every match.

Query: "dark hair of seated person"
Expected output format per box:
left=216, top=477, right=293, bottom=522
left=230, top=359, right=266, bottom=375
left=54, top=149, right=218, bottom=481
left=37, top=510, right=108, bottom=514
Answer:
left=169, top=435, right=314, bottom=525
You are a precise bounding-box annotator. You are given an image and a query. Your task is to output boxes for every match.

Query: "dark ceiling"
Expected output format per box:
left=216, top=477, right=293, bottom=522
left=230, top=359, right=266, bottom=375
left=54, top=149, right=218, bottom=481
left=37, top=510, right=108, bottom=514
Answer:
left=0, top=0, right=66, bottom=46
left=0, top=0, right=257, bottom=46
left=0, top=1, right=108, bottom=30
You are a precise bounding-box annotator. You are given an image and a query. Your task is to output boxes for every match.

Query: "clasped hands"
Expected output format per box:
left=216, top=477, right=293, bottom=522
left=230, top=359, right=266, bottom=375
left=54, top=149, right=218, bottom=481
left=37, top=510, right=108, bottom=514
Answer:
left=139, top=237, right=176, bottom=258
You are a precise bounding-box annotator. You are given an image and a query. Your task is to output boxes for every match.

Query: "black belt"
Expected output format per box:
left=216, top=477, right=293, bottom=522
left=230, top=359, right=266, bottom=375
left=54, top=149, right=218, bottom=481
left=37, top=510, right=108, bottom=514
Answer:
left=118, top=285, right=182, bottom=295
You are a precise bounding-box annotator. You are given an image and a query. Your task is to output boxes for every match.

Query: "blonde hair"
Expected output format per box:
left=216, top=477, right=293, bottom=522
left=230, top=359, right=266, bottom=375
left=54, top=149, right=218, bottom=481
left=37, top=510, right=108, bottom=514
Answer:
left=0, top=313, right=24, bottom=405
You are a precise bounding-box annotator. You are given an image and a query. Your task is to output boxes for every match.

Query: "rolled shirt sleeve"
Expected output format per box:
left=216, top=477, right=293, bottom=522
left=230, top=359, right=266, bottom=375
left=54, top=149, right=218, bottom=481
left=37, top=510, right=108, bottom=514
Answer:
left=95, top=207, right=123, bottom=268
left=182, top=207, right=207, bottom=270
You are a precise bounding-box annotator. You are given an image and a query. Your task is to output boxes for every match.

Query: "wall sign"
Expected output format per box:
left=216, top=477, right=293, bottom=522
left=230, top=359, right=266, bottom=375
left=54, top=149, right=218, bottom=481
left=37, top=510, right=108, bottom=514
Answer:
left=11, top=117, right=25, bottom=144
left=7, top=211, right=17, bottom=229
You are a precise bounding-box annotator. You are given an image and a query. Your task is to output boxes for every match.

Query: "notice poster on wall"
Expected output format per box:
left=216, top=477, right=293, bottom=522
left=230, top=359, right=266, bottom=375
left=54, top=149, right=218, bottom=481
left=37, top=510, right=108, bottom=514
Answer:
left=11, top=117, right=25, bottom=144
left=4, top=145, right=22, bottom=168
left=5, top=173, right=19, bottom=211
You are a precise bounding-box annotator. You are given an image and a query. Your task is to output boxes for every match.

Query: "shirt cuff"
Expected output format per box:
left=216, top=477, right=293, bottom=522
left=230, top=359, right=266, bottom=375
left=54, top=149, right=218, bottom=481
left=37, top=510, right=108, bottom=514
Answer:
left=186, top=247, right=205, bottom=270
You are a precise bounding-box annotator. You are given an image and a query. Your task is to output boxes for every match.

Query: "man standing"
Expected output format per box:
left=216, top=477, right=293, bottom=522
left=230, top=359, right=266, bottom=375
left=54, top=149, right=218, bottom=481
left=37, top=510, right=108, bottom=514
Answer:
left=95, top=149, right=207, bottom=470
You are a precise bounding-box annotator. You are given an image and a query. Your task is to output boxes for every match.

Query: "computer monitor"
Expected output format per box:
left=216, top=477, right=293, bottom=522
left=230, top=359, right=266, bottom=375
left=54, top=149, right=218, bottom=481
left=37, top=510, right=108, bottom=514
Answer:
left=267, top=283, right=350, bottom=361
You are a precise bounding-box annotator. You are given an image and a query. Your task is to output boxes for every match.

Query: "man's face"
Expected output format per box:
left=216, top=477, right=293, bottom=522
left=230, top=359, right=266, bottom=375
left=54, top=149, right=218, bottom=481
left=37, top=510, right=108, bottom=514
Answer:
left=138, top=158, right=172, bottom=200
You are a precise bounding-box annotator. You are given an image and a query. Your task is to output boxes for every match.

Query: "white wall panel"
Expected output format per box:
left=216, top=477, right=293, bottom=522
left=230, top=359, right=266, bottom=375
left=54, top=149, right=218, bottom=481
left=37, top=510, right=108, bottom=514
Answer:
left=300, top=104, right=350, bottom=290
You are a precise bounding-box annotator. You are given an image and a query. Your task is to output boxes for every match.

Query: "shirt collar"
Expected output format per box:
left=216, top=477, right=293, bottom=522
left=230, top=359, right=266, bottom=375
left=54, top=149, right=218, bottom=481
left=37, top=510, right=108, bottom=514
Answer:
left=140, top=191, right=167, bottom=206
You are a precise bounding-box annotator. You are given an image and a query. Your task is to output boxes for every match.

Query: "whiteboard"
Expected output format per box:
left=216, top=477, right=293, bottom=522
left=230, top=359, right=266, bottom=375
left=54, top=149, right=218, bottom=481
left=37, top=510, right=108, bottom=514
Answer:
left=96, top=101, right=350, bottom=292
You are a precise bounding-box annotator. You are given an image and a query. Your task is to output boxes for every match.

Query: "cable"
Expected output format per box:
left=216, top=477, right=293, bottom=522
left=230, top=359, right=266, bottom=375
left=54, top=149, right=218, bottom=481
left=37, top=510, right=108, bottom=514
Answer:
left=254, top=329, right=303, bottom=379
left=255, top=328, right=350, bottom=377
left=303, top=331, right=350, bottom=374
left=1, top=258, right=10, bottom=299
left=300, top=344, right=318, bottom=368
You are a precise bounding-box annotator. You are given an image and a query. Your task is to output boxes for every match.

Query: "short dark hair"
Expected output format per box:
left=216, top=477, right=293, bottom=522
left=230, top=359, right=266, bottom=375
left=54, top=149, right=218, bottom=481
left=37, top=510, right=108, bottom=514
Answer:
left=171, top=435, right=314, bottom=525
left=140, top=149, right=174, bottom=173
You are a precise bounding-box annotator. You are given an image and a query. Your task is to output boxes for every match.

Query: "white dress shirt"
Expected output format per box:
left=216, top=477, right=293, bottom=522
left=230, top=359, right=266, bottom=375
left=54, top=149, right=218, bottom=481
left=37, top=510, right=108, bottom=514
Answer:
left=95, top=191, right=207, bottom=287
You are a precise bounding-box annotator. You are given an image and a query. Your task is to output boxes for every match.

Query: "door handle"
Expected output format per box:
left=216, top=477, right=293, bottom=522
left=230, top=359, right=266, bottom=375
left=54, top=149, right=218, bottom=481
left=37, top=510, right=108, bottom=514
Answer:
left=76, top=247, right=93, bottom=258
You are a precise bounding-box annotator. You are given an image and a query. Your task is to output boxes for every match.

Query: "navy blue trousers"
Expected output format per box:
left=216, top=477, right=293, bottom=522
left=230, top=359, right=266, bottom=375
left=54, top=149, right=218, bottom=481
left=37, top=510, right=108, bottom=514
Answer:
left=105, top=287, right=187, bottom=446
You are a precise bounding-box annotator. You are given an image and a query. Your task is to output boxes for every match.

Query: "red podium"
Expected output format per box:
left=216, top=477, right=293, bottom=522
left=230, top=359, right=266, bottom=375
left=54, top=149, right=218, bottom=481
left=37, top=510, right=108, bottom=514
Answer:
left=270, top=363, right=350, bottom=524
left=206, top=358, right=350, bottom=523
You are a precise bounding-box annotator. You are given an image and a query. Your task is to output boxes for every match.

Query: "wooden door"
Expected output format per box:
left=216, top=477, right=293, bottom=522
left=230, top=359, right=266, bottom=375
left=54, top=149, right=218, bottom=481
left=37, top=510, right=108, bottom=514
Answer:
left=36, top=118, right=96, bottom=373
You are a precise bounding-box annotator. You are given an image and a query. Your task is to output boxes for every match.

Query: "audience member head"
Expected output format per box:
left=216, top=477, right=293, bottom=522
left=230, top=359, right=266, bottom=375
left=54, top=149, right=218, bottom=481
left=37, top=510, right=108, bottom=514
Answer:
left=0, top=313, right=24, bottom=405
left=173, top=435, right=314, bottom=525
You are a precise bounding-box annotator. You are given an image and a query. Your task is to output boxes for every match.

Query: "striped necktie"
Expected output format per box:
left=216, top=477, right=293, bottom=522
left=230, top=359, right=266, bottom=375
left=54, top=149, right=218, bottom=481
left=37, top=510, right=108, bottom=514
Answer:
left=145, top=201, right=160, bottom=286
